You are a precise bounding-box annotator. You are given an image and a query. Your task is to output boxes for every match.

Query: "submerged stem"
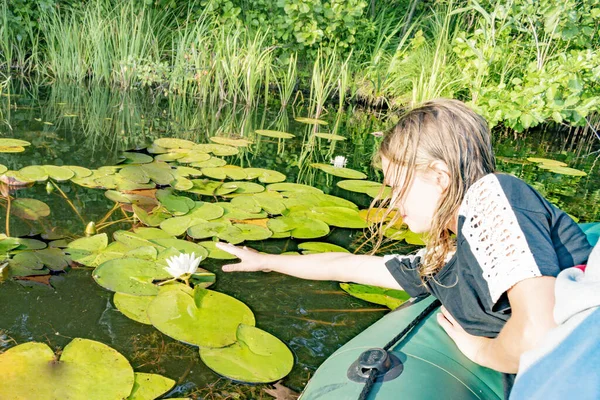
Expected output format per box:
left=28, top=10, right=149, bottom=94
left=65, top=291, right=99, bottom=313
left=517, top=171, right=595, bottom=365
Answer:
left=51, top=180, right=86, bottom=225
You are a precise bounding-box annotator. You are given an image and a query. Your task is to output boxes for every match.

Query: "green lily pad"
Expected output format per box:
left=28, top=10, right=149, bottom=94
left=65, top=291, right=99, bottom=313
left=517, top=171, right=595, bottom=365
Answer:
left=187, top=221, right=232, bottom=240
left=202, top=166, right=248, bottom=181
left=298, top=242, right=350, bottom=254
left=0, top=145, right=26, bottom=153
left=314, top=133, right=345, bottom=141
left=9, top=248, right=69, bottom=272
left=0, top=170, right=35, bottom=185
left=0, top=138, right=31, bottom=147
left=218, top=202, right=268, bottom=220
left=230, top=192, right=287, bottom=215
left=190, top=157, right=227, bottom=168
left=194, top=144, right=239, bottom=156
left=119, top=152, right=154, bottom=165
left=175, top=150, right=212, bottom=164
left=19, top=165, right=49, bottom=181
left=366, top=185, right=392, bottom=199
left=113, top=292, right=154, bottom=325
left=172, top=176, right=194, bottom=191
left=210, top=137, right=253, bottom=147
left=128, top=372, right=176, bottom=400
left=1, top=237, right=47, bottom=251
left=526, top=157, right=567, bottom=166
left=157, top=189, right=195, bottom=215
left=187, top=180, right=238, bottom=196
left=539, top=165, right=587, bottom=176
left=44, top=165, right=75, bottom=181
left=148, top=286, right=255, bottom=347
left=198, top=241, right=238, bottom=260
left=133, top=227, right=175, bottom=240
left=0, top=164, right=6, bottom=174
left=218, top=224, right=272, bottom=244
left=283, top=192, right=358, bottom=210
left=146, top=143, right=169, bottom=154
left=337, top=180, right=383, bottom=194
left=94, top=258, right=172, bottom=295
left=175, top=166, right=203, bottom=177
left=0, top=338, right=134, bottom=400
left=159, top=202, right=224, bottom=236
left=150, top=238, right=210, bottom=260
left=286, top=206, right=368, bottom=229
left=225, top=181, right=265, bottom=195
left=294, top=117, right=327, bottom=125
left=244, top=168, right=286, bottom=183
left=154, top=138, right=196, bottom=149
left=267, top=216, right=330, bottom=239
left=311, top=163, right=367, bottom=179
left=67, top=166, right=93, bottom=178
left=11, top=198, right=51, bottom=220
left=255, top=130, right=294, bottom=139
left=340, top=283, right=411, bottom=309
left=266, top=183, right=323, bottom=194
left=199, top=324, right=294, bottom=383
left=133, top=205, right=170, bottom=227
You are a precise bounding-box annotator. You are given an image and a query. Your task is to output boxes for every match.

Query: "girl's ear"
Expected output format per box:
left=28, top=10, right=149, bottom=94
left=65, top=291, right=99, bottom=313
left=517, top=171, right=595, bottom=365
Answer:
left=429, top=160, right=451, bottom=192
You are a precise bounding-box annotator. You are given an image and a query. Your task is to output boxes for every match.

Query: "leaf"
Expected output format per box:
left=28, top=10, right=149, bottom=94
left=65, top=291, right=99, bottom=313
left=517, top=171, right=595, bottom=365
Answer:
left=0, top=339, right=134, bottom=400
left=93, top=258, right=173, bottom=295
left=263, top=382, right=300, bottom=400
left=294, top=117, right=328, bottom=125
left=255, top=130, right=294, bottom=139
left=199, top=324, right=294, bottom=383
left=11, top=198, right=51, bottom=220
left=127, top=372, right=176, bottom=400
left=298, top=242, right=350, bottom=254
left=148, top=286, right=255, bottom=347
left=311, top=163, right=367, bottom=179
left=340, top=283, right=411, bottom=309
left=314, top=133, right=346, bottom=141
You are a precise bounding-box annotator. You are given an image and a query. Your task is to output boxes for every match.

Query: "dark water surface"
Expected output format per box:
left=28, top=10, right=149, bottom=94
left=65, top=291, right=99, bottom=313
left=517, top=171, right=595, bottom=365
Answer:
left=0, top=84, right=598, bottom=397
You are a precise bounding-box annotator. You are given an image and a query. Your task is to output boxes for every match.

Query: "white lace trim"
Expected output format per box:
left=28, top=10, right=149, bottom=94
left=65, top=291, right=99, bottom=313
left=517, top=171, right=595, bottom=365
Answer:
left=460, top=175, right=541, bottom=303
left=384, top=248, right=427, bottom=264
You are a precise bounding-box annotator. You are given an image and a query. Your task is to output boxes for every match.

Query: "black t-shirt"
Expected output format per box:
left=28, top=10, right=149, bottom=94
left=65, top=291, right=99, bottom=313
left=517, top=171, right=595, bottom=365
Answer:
left=385, top=173, right=593, bottom=397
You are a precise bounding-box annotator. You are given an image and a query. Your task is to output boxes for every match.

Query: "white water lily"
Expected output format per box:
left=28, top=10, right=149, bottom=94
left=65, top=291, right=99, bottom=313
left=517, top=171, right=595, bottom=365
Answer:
left=164, top=252, right=202, bottom=279
left=331, top=155, right=347, bottom=168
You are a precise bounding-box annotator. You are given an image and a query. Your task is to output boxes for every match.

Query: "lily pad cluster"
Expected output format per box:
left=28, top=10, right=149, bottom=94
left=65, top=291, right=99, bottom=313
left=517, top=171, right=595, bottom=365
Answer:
left=527, top=157, right=587, bottom=176
left=0, top=337, right=185, bottom=400
left=1, top=235, right=69, bottom=279
left=66, top=230, right=294, bottom=383
left=0, top=138, right=31, bottom=153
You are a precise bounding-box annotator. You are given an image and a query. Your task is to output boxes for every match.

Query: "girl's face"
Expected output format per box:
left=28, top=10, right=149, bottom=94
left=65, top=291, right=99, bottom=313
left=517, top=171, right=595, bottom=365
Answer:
left=381, top=155, right=446, bottom=234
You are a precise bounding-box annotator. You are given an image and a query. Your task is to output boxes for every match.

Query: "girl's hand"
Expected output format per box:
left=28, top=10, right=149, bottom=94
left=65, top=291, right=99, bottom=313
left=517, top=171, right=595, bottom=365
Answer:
left=437, top=306, right=489, bottom=365
left=215, top=242, right=272, bottom=273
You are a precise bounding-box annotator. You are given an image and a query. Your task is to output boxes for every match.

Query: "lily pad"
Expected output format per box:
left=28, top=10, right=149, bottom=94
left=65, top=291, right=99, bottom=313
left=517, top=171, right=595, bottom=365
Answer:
left=311, top=163, right=367, bottom=179
left=133, top=227, right=175, bottom=240
left=283, top=192, right=358, bottom=210
left=154, top=138, right=196, bottom=149
left=294, top=117, right=327, bottom=125
left=128, top=372, right=176, bottom=400
left=0, top=338, right=134, bottom=400
left=119, top=152, right=154, bottom=165
left=202, top=166, right=248, bottom=181
left=255, top=130, right=294, bottom=139
left=340, top=283, right=411, bottom=309
left=244, top=168, right=286, bottom=183
left=199, top=324, right=294, bottom=383
left=113, top=292, right=154, bottom=325
left=267, top=215, right=330, bottom=239
left=218, top=202, right=268, bottom=220
left=19, top=165, right=49, bottom=182
left=230, top=191, right=287, bottom=215
left=0, top=164, right=6, bottom=174
left=194, top=144, right=239, bottom=156
left=67, top=166, right=94, bottom=178
left=210, top=137, right=253, bottom=147
left=11, top=198, right=51, bottom=220
left=298, top=242, right=350, bottom=254
left=174, top=166, right=203, bottom=177
left=225, top=181, right=265, bottom=195
left=337, top=180, right=383, bottom=194
left=539, top=165, right=587, bottom=176
left=133, top=205, right=170, bottom=227
left=218, top=224, right=272, bottom=244
left=94, top=258, right=173, bottom=295
left=286, top=206, right=368, bottom=229
left=187, top=221, right=231, bottom=240
left=190, top=157, right=227, bottom=168
left=0, top=138, right=31, bottom=147
left=159, top=202, right=224, bottom=236
left=188, top=180, right=238, bottom=196
left=314, top=133, right=346, bottom=141
left=198, top=241, right=238, bottom=260
left=526, top=157, right=567, bottom=166
left=148, top=286, right=255, bottom=347
left=157, top=189, right=195, bottom=215
left=266, top=183, right=323, bottom=194
left=44, top=165, right=75, bottom=181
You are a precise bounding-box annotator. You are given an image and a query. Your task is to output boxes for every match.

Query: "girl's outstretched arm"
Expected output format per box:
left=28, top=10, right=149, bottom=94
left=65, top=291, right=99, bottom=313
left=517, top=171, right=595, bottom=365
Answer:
left=438, top=275, right=557, bottom=373
left=215, top=242, right=403, bottom=290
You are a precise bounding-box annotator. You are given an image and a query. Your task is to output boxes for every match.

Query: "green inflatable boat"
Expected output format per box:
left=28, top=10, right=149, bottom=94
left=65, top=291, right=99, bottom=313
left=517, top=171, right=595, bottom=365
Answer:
left=300, top=296, right=503, bottom=400
left=300, top=223, right=600, bottom=400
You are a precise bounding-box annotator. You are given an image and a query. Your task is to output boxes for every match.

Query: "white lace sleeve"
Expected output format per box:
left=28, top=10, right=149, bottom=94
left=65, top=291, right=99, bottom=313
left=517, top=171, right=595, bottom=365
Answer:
left=383, top=248, right=427, bottom=264
left=459, top=175, right=542, bottom=303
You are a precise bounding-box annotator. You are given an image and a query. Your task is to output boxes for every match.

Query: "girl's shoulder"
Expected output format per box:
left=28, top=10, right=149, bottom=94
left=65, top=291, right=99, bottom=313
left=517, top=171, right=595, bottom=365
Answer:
left=460, top=173, right=548, bottom=215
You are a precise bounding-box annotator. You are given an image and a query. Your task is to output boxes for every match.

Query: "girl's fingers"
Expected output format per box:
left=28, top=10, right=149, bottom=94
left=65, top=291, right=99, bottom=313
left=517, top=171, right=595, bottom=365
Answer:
left=215, top=242, right=242, bottom=255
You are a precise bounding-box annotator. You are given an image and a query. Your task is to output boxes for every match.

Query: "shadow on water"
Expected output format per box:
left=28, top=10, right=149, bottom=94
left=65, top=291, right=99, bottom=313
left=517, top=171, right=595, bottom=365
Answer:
left=0, top=82, right=598, bottom=397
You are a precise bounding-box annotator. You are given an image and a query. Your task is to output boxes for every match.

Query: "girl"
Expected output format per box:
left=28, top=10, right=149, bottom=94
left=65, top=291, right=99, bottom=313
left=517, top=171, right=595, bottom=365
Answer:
left=215, top=99, right=593, bottom=397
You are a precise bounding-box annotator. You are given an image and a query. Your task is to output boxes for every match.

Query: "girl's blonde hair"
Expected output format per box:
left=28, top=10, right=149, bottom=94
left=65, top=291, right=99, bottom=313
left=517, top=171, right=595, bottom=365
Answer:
left=373, top=99, right=496, bottom=280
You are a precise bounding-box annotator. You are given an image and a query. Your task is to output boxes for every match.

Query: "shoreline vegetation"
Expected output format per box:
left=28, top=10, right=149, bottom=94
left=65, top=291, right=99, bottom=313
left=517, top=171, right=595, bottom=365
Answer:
left=0, top=0, right=599, bottom=135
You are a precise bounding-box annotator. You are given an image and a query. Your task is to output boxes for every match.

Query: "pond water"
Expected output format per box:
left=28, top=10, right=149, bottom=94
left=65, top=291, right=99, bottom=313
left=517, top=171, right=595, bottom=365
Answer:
left=0, top=83, right=599, bottom=398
